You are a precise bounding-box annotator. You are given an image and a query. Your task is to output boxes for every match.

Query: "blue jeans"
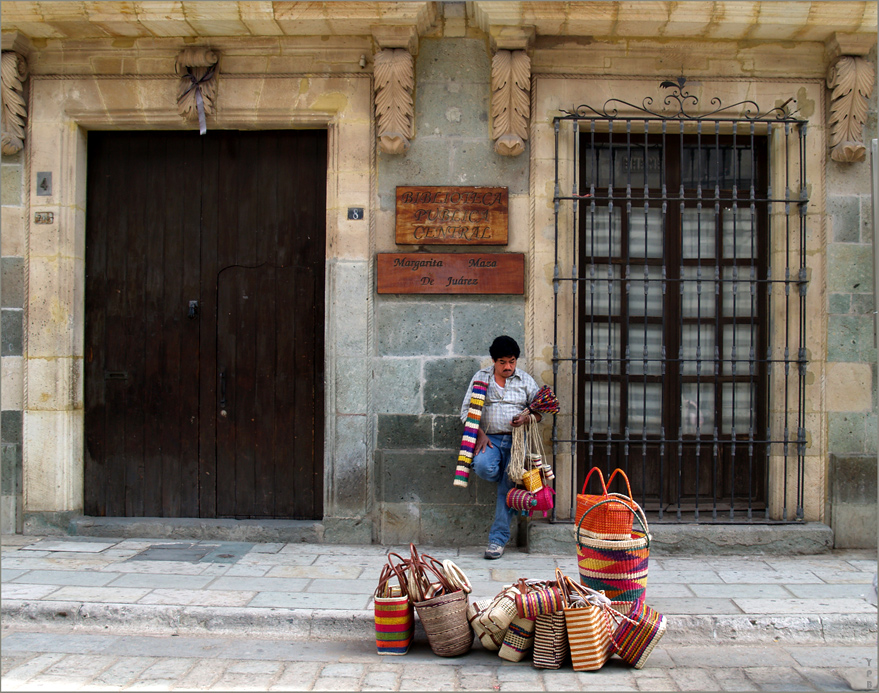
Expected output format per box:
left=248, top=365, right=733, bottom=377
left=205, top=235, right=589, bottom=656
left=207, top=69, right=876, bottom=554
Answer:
left=472, top=433, right=515, bottom=547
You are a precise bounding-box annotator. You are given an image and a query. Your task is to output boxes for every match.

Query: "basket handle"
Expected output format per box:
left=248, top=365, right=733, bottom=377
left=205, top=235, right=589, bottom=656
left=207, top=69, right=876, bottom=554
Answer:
left=580, top=466, right=609, bottom=496
left=576, top=497, right=651, bottom=550
left=606, top=468, right=634, bottom=501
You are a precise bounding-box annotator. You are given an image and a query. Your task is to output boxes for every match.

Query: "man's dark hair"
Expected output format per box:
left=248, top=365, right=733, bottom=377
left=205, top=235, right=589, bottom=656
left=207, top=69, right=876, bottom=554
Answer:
left=490, top=335, right=520, bottom=360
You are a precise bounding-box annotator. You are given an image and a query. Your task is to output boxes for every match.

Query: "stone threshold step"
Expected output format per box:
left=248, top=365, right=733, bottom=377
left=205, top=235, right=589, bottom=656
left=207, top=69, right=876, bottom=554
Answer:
left=2, top=600, right=873, bottom=646
left=23, top=514, right=836, bottom=555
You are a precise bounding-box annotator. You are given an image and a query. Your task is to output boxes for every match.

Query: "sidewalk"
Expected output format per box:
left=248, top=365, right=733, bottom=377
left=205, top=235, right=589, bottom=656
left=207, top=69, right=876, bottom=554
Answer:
left=1, top=535, right=876, bottom=647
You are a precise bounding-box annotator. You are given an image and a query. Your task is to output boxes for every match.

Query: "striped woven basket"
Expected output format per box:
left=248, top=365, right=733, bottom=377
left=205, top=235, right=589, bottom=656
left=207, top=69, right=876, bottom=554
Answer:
left=576, top=498, right=651, bottom=602
left=498, top=615, right=536, bottom=662
left=373, top=563, right=413, bottom=655
left=610, top=599, right=667, bottom=669
left=562, top=586, right=615, bottom=671
left=532, top=611, right=569, bottom=669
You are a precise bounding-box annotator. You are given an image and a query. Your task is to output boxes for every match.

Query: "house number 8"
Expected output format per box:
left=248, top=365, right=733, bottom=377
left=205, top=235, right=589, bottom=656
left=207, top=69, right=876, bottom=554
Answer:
left=348, top=207, right=364, bottom=220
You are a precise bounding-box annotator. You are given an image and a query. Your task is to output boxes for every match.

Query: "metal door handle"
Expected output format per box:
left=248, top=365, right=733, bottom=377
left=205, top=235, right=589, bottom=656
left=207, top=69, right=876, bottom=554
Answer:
left=219, top=370, right=226, bottom=409
left=188, top=300, right=199, bottom=319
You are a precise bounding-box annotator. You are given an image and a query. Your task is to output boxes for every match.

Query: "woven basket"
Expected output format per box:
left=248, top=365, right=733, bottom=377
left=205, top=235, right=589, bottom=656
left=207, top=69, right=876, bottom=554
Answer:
left=374, top=563, right=413, bottom=656
left=575, top=467, right=638, bottom=540
left=468, top=598, right=506, bottom=651
left=522, top=467, right=543, bottom=492
left=476, top=584, right=520, bottom=635
left=562, top=590, right=614, bottom=671
left=577, top=498, right=650, bottom=602
left=610, top=599, right=667, bottom=669
left=498, top=615, right=536, bottom=662
left=414, top=589, right=473, bottom=657
left=515, top=581, right=564, bottom=620
left=532, top=611, right=569, bottom=669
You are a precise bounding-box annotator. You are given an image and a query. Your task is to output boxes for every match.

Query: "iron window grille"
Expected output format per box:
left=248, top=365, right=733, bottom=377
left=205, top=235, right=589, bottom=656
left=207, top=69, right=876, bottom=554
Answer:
left=551, top=80, right=809, bottom=523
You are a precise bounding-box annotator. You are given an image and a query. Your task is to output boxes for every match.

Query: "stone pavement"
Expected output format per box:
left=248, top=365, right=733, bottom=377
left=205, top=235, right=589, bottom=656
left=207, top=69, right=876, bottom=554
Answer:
left=1, top=534, right=877, bottom=691
left=1, top=630, right=877, bottom=691
left=1, top=535, right=876, bottom=645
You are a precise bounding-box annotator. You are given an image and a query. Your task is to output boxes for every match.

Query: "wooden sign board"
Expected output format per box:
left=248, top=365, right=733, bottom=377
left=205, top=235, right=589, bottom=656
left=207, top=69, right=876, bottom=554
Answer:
left=395, top=186, right=508, bottom=245
left=377, top=253, right=524, bottom=294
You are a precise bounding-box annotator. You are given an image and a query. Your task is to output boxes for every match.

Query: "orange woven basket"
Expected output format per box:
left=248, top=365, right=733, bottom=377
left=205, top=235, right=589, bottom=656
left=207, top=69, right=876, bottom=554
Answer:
left=575, top=467, right=638, bottom=540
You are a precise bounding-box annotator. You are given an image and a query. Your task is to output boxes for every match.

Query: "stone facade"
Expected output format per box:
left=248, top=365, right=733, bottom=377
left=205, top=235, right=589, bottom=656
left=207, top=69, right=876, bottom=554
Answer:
left=0, top=1, right=876, bottom=547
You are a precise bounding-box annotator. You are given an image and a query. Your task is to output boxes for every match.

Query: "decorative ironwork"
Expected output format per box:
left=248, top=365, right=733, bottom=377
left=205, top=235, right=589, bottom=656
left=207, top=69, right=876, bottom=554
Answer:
left=560, top=77, right=800, bottom=123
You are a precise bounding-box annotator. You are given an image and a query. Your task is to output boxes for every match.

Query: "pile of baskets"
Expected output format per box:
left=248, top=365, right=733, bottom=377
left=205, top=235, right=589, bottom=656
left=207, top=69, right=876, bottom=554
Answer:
left=373, top=490, right=667, bottom=671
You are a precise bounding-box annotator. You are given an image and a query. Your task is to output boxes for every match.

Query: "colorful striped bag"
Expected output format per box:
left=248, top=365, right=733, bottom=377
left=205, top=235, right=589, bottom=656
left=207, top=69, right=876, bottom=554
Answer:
left=577, top=497, right=651, bottom=602
left=531, top=569, right=570, bottom=669
left=609, top=599, right=667, bottom=669
left=560, top=575, right=615, bottom=671
left=373, top=561, right=414, bottom=655
left=454, top=380, right=488, bottom=487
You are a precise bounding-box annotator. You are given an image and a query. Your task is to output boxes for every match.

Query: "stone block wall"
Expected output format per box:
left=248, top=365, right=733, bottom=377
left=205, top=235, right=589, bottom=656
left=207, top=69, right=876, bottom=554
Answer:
left=374, top=36, right=533, bottom=545
left=825, top=68, right=878, bottom=548
left=1, top=147, right=25, bottom=533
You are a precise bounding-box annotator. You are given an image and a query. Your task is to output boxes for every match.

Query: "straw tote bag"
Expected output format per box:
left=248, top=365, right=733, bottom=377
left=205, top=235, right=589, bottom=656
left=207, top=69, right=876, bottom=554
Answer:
left=531, top=569, right=570, bottom=669
left=467, top=598, right=506, bottom=651
left=561, top=576, right=615, bottom=672
left=609, top=599, right=668, bottom=669
left=577, top=497, right=651, bottom=602
left=408, top=545, right=473, bottom=657
left=575, top=467, right=638, bottom=540
left=498, top=615, right=536, bottom=662
left=373, top=561, right=414, bottom=655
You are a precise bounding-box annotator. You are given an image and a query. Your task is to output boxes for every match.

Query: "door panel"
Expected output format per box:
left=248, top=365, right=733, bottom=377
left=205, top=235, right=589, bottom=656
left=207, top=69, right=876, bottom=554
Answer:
left=85, top=130, right=326, bottom=519
left=216, top=265, right=321, bottom=518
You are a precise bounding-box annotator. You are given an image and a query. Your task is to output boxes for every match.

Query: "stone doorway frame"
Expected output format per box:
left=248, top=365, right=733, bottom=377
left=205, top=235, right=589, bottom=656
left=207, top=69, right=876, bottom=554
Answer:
left=22, top=73, right=375, bottom=533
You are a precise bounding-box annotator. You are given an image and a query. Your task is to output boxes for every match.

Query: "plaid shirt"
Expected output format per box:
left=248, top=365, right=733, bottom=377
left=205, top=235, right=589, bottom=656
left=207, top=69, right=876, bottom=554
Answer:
left=460, top=366, right=539, bottom=434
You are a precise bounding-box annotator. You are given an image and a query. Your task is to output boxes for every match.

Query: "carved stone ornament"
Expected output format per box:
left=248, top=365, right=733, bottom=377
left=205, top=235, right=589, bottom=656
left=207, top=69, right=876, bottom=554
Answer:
left=374, top=49, right=414, bottom=155
left=490, top=50, right=530, bottom=157
left=1, top=51, right=28, bottom=156
left=826, top=55, right=875, bottom=163
left=175, top=47, right=220, bottom=136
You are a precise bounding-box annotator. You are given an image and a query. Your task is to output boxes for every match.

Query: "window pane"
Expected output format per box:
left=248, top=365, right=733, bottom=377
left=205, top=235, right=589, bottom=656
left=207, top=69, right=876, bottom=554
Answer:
left=584, top=264, right=621, bottom=315
left=628, top=206, right=663, bottom=258
left=681, top=265, right=716, bottom=318
left=721, top=266, right=756, bottom=317
left=582, top=323, right=619, bottom=376
left=722, top=325, right=756, bottom=376
left=681, top=325, right=715, bottom=376
left=628, top=265, right=664, bottom=317
left=628, top=383, right=662, bottom=434
left=582, top=207, right=621, bottom=257
left=682, top=208, right=716, bottom=259
left=583, top=145, right=661, bottom=190
left=628, top=324, right=663, bottom=376
left=722, top=206, right=757, bottom=259
left=722, top=383, right=755, bottom=434
left=581, top=382, right=620, bottom=434
left=681, top=383, right=715, bottom=435
left=682, top=145, right=756, bottom=188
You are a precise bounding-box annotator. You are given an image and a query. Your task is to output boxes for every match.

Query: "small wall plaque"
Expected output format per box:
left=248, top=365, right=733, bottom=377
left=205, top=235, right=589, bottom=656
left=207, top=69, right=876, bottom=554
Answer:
left=34, top=211, right=54, bottom=224
left=377, top=253, right=524, bottom=294
left=395, top=186, right=508, bottom=245
left=348, top=207, right=364, bottom=220
left=36, top=172, right=52, bottom=196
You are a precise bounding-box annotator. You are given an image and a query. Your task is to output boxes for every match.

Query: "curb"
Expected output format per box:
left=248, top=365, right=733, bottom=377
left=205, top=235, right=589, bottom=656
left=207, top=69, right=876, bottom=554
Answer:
left=3, top=600, right=875, bottom=646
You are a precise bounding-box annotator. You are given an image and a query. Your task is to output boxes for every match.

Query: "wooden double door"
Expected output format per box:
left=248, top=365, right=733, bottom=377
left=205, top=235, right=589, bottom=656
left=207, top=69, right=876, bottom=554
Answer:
left=84, top=130, right=326, bottom=519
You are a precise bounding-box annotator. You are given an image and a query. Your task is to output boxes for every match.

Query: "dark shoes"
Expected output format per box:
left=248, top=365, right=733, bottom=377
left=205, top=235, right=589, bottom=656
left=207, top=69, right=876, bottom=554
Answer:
left=484, top=543, right=505, bottom=560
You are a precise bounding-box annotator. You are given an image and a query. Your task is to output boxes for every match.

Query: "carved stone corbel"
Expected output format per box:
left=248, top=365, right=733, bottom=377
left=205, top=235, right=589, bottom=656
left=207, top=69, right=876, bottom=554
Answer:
left=490, top=50, right=530, bottom=157
left=1, top=51, right=28, bottom=156
left=175, top=47, right=220, bottom=135
left=374, top=48, right=415, bottom=155
left=826, top=55, right=875, bottom=163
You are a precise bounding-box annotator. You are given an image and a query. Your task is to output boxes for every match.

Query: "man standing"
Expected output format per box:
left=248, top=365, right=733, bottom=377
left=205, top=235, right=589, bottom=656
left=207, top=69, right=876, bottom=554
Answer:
left=458, top=336, right=541, bottom=559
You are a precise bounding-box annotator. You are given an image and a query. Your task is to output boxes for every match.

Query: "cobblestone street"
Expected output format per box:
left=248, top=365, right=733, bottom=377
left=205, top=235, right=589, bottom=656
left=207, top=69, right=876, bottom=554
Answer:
left=2, top=626, right=877, bottom=692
